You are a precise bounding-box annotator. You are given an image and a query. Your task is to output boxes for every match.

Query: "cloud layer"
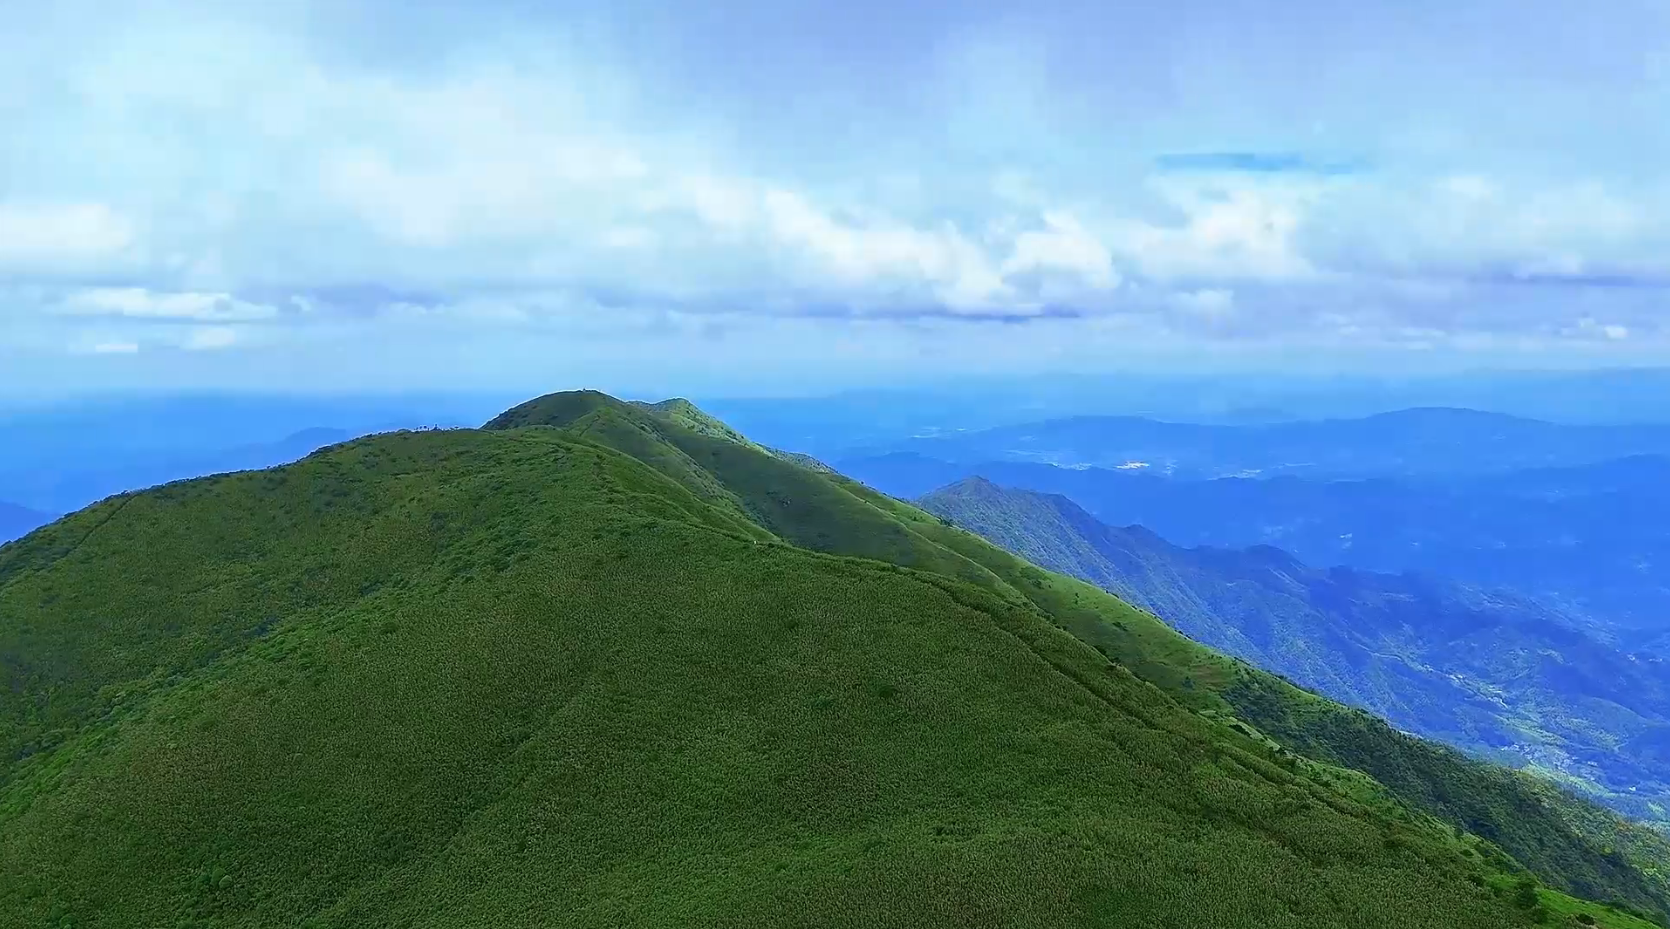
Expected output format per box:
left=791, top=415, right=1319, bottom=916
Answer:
left=5, top=0, right=1670, bottom=392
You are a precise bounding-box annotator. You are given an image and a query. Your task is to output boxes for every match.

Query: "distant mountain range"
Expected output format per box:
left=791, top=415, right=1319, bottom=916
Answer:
left=0, top=501, right=54, bottom=545
left=861, top=408, right=1670, bottom=480
left=0, top=427, right=364, bottom=514
left=838, top=451, right=1670, bottom=646
left=698, top=368, right=1670, bottom=460
left=919, top=477, right=1670, bottom=827
left=0, top=392, right=512, bottom=513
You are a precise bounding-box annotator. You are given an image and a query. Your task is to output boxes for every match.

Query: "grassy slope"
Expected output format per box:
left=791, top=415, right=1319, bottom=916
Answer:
left=494, top=392, right=1670, bottom=922
left=914, top=475, right=1670, bottom=922
left=0, top=391, right=1648, bottom=927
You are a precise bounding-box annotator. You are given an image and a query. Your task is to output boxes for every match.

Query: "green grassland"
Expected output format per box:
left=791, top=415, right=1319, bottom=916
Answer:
left=0, top=390, right=1663, bottom=927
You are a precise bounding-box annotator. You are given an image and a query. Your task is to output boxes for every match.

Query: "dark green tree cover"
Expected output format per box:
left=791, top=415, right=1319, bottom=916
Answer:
left=0, top=390, right=1659, bottom=927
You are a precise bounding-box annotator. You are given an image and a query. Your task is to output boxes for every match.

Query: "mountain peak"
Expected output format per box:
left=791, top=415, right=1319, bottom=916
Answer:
left=924, top=475, right=1009, bottom=501
left=481, top=389, right=624, bottom=431
left=485, top=390, right=809, bottom=473
left=629, top=397, right=760, bottom=449
left=637, top=397, right=699, bottom=415
left=947, top=474, right=1001, bottom=490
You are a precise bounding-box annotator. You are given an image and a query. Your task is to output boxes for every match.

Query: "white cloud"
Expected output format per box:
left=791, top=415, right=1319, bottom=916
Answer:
left=1173, top=288, right=1236, bottom=316
left=1309, top=176, right=1665, bottom=283
left=1517, top=183, right=1644, bottom=242
left=181, top=326, right=239, bottom=351
left=63, top=287, right=278, bottom=321
left=1440, top=175, right=1497, bottom=201
left=1001, top=211, right=1119, bottom=290
left=304, top=67, right=659, bottom=253
left=1108, top=178, right=1319, bottom=282
left=1567, top=318, right=1632, bottom=342
left=600, top=226, right=656, bottom=249
left=0, top=203, right=134, bottom=267
left=676, top=175, right=758, bottom=232
left=991, top=170, right=1047, bottom=207
left=758, top=188, right=1011, bottom=309
left=316, top=143, right=643, bottom=249
left=61, top=329, right=145, bottom=356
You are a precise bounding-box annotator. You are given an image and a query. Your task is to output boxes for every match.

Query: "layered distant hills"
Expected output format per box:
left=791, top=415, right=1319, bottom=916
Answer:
left=0, top=501, right=53, bottom=545
left=853, top=408, right=1670, bottom=480
left=5, top=391, right=1669, bottom=927
left=919, top=478, right=1670, bottom=828
left=0, top=428, right=362, bottom=519
left=701, top=369, right=1670, bottom=461
left=0, top=393, right=512, bottom=514
left=839, top=448, right=1670, bottom=646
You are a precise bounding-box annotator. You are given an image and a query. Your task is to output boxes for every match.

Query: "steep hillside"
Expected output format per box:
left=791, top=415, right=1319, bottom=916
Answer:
left=0, top=391, right=1661, bottom=928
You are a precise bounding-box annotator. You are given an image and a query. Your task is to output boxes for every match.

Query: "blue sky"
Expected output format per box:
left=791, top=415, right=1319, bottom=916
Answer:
left=4, top=0, right=1670, bottom=396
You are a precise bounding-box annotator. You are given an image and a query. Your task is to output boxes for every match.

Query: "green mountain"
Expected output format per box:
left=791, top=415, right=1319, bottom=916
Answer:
left=1, top=391, right=1665, bottom=928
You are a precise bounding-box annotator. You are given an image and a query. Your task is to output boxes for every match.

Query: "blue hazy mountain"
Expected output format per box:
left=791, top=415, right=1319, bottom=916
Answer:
left=701, top=369, right=1670, bottom=461
left=0, top=393, right=517, bottom=512
left=0, top=429, right=369, bottom=514
left=836, top=451, right=1670, bottom=646
left=920, top=477, right=1670, bottom=828
left=859, top=408, right=1670, bottom=480
left=0, top=501, right=54, bottom=545
left=0, top=393, right=496, bottom=459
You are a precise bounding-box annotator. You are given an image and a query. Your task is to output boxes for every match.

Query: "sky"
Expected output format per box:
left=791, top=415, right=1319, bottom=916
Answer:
left=4, top=0, right=1670, bottom=397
